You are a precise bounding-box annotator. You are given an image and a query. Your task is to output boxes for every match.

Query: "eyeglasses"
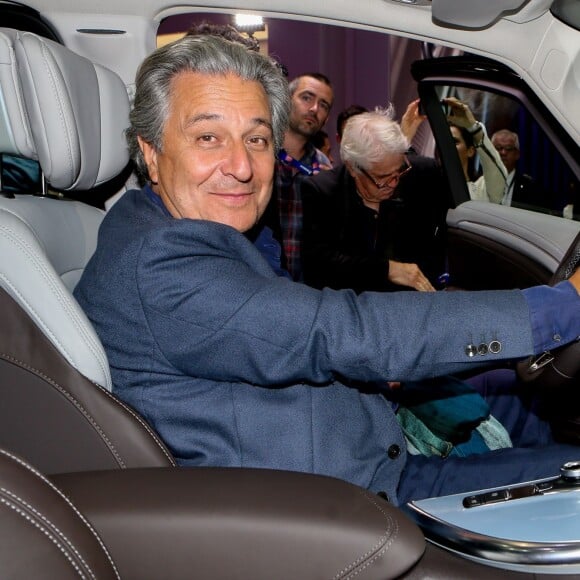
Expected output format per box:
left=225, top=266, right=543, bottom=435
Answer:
left=357, top=157, right=412, bottom=190
left=494, top=145, right=517, bottom=153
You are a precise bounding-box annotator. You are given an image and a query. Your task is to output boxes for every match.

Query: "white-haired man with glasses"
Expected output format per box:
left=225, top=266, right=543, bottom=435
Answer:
left=302, top=104, right=449, bottom=293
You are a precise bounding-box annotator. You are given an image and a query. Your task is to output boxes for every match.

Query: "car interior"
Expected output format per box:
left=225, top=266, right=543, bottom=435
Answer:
left=1, top=0, right=580, bottom=577
left=0, top=25, right=518, bottom=580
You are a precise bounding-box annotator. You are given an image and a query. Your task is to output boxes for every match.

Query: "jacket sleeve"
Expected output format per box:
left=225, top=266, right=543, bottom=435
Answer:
left=476, top=128, right=507, bottom=204
left=137, top=220, right=579, bottom=387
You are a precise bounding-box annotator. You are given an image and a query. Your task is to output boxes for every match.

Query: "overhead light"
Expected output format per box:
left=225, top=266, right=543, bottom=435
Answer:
left=233, top=14, right=265, bottom=36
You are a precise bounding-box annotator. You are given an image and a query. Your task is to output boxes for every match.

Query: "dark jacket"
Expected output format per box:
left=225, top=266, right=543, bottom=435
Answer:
left=301, top=157, right=450, bottom=292
left=510, top=171, right=551, bottom=211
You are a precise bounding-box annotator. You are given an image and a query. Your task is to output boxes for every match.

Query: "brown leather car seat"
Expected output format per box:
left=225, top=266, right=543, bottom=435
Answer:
left=0, top=447, right=120, bottom=579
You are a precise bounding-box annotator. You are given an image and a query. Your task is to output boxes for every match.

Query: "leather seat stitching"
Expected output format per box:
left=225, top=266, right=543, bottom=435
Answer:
left=0, top=448, right=120, bottom=578
left=0, top=352, right=175, bottom=465
left=1, top=488, right=98, bottom=579
left=332, top=489, right=402, bottom=579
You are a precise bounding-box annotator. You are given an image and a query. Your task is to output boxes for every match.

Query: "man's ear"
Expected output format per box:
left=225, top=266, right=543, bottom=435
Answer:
left=138, top=136, right=159, bottom=184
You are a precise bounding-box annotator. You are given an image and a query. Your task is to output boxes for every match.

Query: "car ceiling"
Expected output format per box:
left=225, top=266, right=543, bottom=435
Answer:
left=17, top=0, right=555, bottom=33
left=6, top=0, right=580, bottom=143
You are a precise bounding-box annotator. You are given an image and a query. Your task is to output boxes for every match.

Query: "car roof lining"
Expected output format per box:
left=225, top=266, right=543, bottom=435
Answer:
left=432, top=0, right=533, bottom=30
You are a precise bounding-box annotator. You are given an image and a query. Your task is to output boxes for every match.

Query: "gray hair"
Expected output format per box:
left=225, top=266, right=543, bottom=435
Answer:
left=340, top=105, right=409, bottom=170
left=491, top=128, right=520, bottom=150
left=126, top=35, right=290, bottom=180
left=287, top=72, right=332, bottom=97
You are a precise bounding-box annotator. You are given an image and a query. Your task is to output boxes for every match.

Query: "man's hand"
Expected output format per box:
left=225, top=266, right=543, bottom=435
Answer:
left=441, top=96, right=478, bottom=129
left=570, top=267, right=580, bottom=294
left=388, top=260, right=435, bottom=292
left=400, top=99, right=426, bottom=143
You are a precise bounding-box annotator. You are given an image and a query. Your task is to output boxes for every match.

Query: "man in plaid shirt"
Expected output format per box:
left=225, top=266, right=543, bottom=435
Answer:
left=275, top=73, right=334, bottom=280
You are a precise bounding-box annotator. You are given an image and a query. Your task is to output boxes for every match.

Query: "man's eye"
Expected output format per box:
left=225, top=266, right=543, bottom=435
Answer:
left=247, top=136, right=270, bottom=150
left=198, top=134, right=216, bottom=143
left=320, top=102, right=330, bottom=112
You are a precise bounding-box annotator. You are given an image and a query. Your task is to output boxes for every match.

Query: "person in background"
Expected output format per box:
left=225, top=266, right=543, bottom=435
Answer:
left=336, top=104, right=368, bottom=147
left=74, top=34, right=580, bottom=508
left=563, top=179, right=578, bottom=220
left=444, top=97, right=506, bottom=204
left=186, top=20, right=260, bottom=51
left=276, top=72, right=334, bottom=280
left=301, top=103, right=448, bottom=292
left=311, top=129, right=334, bottom=166
left=491, top=128, right=550, bottom=210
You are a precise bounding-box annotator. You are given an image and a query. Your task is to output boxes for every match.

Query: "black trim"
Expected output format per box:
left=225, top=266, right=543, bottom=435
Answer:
left=446, top=228, right=552, bottom=290
left=0, top=1, right=62, bottom=42
left=551, top=0, right=580, bottom=31
left=412, top=56, right=579, bottom=181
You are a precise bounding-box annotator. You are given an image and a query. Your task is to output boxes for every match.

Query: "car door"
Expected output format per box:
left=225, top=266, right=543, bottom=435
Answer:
left=413, top=55, right=580, bottom=291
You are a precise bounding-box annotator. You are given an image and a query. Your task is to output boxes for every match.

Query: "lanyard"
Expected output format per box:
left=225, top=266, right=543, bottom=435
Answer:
left=278, top=149, right=320, bottom=176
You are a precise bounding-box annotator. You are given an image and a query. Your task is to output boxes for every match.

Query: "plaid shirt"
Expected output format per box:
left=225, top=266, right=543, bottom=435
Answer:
left=276, top=144, right=330, bottom=280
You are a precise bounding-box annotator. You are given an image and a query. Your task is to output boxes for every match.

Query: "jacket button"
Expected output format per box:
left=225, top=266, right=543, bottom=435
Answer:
left=388, top=444, right=401, bottom=459
left=465, top=343, right=477, bottom=357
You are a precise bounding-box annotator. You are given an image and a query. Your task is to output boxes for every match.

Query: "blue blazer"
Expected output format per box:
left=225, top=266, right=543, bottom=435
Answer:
left=74, top=187, right=572, bottom=504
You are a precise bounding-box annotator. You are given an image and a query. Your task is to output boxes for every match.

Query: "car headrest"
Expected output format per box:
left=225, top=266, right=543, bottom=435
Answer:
left=0, top=28, right=130, bottom=190
left=0, top=29, right=35, bottom=160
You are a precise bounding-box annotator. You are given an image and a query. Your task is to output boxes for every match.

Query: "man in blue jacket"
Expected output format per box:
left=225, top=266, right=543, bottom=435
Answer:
left=75, top=34, right=580, bottom=506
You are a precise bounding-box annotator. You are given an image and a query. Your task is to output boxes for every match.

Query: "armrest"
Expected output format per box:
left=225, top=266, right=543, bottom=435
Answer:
left=53, top=467, right=425, bottom=580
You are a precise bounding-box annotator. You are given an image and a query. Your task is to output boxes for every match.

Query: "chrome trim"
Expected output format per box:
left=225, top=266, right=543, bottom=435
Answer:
left=407, top=501, right=580, bottom=566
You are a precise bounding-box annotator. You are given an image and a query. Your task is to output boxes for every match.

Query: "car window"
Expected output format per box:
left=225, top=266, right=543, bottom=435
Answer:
left=412, top=52, right=580, bottom=225
left=158, top=13, right=579, bottom=227
left=432, top=84, right=578, bottom=219
left=158, top=12, right=434, bottom=168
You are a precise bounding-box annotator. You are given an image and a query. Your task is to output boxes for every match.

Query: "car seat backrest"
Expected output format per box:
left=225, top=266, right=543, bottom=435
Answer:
left=0, top=28, right=175, bottom=473
left=0, top=26, right=130, bottom=389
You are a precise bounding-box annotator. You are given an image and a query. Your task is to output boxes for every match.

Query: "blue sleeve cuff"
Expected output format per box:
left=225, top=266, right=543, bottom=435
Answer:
left=522, top=281, right=580, bottom=353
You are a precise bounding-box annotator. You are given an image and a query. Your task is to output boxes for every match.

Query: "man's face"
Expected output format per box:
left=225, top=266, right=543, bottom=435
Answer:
left=288, top=76, right=333, bottom=138
left=139, top=72, right=275, bottom=233
left=492, top=133, right=520, bottom=173
left=347, top=153, right=409, bottom=206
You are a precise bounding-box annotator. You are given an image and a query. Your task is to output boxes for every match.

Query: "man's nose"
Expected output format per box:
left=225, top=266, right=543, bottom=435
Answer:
left=308, top=101, right=320, bottom=113
left=222, top=141, right=253, bottom=181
